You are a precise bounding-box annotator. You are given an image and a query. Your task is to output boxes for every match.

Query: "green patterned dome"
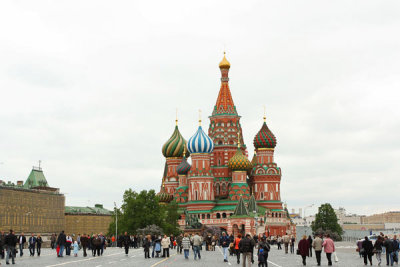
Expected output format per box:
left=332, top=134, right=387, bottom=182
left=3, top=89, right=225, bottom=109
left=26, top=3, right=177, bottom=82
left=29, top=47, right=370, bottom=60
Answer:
left=162, top=125, right=188, bottom=158
left=228, top=147, right=252, bottom=171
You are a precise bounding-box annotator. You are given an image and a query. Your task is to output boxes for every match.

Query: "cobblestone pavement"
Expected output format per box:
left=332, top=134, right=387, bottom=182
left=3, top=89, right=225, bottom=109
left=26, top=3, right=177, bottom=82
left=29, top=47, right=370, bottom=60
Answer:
left=0, top=242, right=386, bottom=266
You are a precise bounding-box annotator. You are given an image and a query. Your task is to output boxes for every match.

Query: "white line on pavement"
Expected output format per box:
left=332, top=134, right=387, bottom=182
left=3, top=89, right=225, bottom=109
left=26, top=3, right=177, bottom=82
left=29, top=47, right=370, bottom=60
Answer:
left=45, top=252, right=123, bottom=267
left=216, top=246, right=231, bottom=265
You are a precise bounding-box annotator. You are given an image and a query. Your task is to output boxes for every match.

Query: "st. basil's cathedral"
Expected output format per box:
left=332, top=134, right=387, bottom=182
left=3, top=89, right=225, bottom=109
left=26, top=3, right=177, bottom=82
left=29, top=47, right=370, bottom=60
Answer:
left=158, top=53, right=295, bottom=237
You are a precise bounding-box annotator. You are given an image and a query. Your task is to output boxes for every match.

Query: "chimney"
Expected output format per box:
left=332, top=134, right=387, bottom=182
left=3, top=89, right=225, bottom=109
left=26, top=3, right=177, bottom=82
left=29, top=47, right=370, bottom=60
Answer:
left=94, top=204, right=103, bottom=209
left=17, top=180, right=24, bottom=186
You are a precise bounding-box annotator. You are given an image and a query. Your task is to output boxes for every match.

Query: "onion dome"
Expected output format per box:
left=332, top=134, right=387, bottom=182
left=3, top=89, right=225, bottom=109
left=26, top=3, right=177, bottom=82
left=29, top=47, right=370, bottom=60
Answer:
left=188, top=126, right=214, bottom=154
left=177, top=156, right=191, bottom=175
left=251, top=151, right=257, bottom=167
left=228, top=147, right=252, bottom=171
left=219, top=52, right=230, bottom=69
left=162, top=125, right=188, bottom=158
left=157, top=190, right=173, bottom=204
left=253, top=120, right=277, bottom=149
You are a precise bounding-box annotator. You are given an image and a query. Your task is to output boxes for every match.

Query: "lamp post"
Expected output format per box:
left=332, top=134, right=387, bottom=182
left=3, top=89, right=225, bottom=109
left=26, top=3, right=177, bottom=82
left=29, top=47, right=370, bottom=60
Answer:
left=114, top=202, right=118, bottom=246
left=303, top=204, right=314, bottom=236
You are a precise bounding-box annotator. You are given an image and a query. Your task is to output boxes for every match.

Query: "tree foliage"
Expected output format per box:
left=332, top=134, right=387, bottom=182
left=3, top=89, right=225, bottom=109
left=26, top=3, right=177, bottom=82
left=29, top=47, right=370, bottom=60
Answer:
left=108, top=189, right=181, bottom=236
left=311, top=203, right=343, bottom=241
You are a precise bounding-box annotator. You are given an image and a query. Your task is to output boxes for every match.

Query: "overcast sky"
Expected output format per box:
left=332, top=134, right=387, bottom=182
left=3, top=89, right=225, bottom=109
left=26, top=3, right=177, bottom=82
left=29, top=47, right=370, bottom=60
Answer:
left=1, top=1, right=399, bottom=216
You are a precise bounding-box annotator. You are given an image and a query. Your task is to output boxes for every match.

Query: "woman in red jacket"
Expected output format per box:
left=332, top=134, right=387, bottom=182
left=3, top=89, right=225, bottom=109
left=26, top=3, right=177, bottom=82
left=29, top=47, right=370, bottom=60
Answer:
left=298, top=235, right=310, bottom=266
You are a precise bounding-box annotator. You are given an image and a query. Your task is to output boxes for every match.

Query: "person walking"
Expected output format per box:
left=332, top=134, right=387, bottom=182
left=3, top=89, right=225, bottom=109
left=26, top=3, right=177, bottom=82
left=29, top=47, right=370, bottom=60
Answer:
left=5, top=230, right=17, bottom=265
left=298, top=235, right=310, bottom=266
left=234, top=234, right=242, bottom=264
left=192, top=233, right=202, bottom=260
left=258, top=247, right=267, bottom=267
left=229, top=234, right=235, bottom=256
left=176, top=234, right=183, bottom=254
left=220, top=232, right=231, bottom=262
left=0, top=231, right=5, bottom=260
left=277, top=235, right=282, bottom=250
left=258, top=237, right=270, bottom=267
left=18, top=232, right=26, bottom=257
left=73, top=241, right=79, bottom=257
left=239, top=234, right=255, bottom=267
left=290, top=235, right=295, bottom=254
left=81, top=234, right=89, bottom=257
left=143, top=235, right=151, bottom=259
left=123, top=232, right=130, bottom=255
left=282, top=233, right=290, bottom=254
left=56, top=230, right=66, bottom=257
left=383, top=236, right=394, bottom=266
left=161, top=234, right=170, bottom=258
left=393, top=235, right=399, bottom=265
left=312, top=234, right=323, bottom=266
left=154, top=236, right=161, bottom=257
left=362, top=236, right=373, bottom=265
left=36, top=234, right=43, bottom=256
left=307, top=236, right=313, bottom=257
left=65, top=234, right=73, bottom=256
left=322, top=234, right=335, bottom=266
left=373, top=235, right=383, bottom=266
left=50, top=234, right=56, bottom=250
left=28, top=233, right=36, bottom=256
left=182, top=233, right=191, bottom=259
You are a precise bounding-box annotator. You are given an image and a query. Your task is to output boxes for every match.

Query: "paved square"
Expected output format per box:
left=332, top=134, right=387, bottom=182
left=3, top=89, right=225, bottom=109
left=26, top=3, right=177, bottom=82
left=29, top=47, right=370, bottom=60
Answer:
left=0, top=242, right=383, bottom=267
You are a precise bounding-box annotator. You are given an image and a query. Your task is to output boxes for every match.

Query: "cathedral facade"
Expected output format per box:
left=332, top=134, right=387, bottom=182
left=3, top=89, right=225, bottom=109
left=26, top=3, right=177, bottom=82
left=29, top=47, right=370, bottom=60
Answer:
left=158, top=53, right=294, bottom=236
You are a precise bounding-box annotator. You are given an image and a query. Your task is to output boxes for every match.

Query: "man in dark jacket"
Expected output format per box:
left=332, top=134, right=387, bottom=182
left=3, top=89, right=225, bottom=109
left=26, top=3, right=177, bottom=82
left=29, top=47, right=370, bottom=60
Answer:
left=0, top=230, right=5, bottom=259
left=56, top=231, right=66, bottom=257
left=219, top=232, right=230, bottom=262
left=384, top=236, right=394, bottom=266
left=362, top=236, right=373, bottom=265
left=123, top=232, right=130, bottom=255
left=28, top=233, right=37, bottom=256
left=5, top=230, right=17, bottom=265
left=239, top=234, right=255, bottom=267
left=18, top=232, right=26, bottom=257
left=80, top=234, right=89, bottom=257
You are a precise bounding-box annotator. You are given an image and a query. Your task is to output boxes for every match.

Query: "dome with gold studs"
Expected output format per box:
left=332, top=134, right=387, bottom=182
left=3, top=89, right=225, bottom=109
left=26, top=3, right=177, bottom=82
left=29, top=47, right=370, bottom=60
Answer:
left=219, top=52, right=230, bottom=69
left=228, top=147, right=252, bottom=171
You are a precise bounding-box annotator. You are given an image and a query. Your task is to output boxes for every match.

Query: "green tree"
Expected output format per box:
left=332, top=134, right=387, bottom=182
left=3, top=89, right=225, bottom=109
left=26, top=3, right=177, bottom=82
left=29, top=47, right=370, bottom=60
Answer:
left=311, top=203, right=343, bottom=240
left=108, top=189, right=181, bottom=236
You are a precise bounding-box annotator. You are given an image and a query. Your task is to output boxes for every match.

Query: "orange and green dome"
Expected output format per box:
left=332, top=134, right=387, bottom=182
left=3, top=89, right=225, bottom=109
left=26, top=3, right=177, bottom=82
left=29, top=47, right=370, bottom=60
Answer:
left=253, top=121, right=277, bottom=149
left=228, top=148, right=252, bottom=171
left=162, top=125, right=188, bottom=158
left=157, top=189, right=173, bottom=204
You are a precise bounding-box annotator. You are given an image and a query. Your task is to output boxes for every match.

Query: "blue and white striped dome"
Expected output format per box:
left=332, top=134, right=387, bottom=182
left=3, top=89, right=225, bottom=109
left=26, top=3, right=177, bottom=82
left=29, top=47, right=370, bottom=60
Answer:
left=188, top=126, right=214, bottom=154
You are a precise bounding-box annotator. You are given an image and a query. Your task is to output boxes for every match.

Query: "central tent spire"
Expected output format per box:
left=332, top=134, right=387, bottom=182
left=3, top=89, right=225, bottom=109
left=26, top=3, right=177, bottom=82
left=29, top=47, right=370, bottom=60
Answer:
left=212, top=52, right=237, bottom=116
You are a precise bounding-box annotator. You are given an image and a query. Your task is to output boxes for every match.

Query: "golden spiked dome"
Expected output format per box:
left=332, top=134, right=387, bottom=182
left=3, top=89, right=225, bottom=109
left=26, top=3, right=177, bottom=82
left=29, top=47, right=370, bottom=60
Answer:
left=219, top=52, right=230, bottom=69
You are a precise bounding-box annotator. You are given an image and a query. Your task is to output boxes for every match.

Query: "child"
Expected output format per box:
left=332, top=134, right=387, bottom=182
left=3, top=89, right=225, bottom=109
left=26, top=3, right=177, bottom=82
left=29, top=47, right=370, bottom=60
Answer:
left=258, top=248, right=266, bottom=267
left=73, top=241, right=79, bottom=257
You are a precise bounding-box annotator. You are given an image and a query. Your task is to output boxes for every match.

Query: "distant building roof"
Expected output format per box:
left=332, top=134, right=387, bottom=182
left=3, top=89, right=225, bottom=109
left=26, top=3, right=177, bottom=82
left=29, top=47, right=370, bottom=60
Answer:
left=24, top=167, right=49, bottom=189
left=65, top=204, right=112, bottom=215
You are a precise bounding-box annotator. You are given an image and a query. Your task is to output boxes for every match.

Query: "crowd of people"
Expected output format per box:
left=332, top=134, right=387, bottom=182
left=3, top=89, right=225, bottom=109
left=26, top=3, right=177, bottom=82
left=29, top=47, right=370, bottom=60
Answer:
left=357, top=233, right=399, bottom=266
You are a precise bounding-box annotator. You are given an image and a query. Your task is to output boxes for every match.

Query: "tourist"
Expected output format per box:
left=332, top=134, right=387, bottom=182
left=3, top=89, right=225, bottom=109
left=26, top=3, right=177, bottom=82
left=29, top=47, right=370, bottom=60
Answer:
left=290, top=235, right=295, bottom=254
left=36, top=234, right=43, bottom=256
left=393, top=235, right=399, bottom=265
left=123, top=232, right=130, bottom=255
left=277, top=235, right=282, bottom=250
left=357, top=239, right=363, bottom=258
left=143, top=235, right=151, bottom=259
left=219, top=232, right=230, bottom=262
left=73, top=241, right=79, bottom=257
left=99, top=233, right=105, bottom=255
left=5, top=230, right=17, bottom=265
left=383, top=236, right=394, bottom=266
left=307, top=236, right=313, bottom=257
left=229, top=234, right=235, bottom=256
left=93, top=234, right=102, bottom=256
left=312, top=234, right=323, bottom=266
left=362, top=236, right=373, bottom=265
left=373, top=235, right=383, bottom=265
left=0, top=231, right=5, bottom=260
left=154, top=236, right=161, bottom=257
left=258, top=236, right=270, bottom=265
left=81, top=234, right=89, bottom=257
left=56, top=230, right=66, bottom=257
left=206, top=234, right=212, bottom=251
left=28, top=233, right=36, bottom=256
left=212, top=235, right=217, bottom=251
left=77, top=234, right=81, bottom=249
left=176, top=234, right=183, bottom=254
left=239, top=234, right=255, bottom=267
left=111, top=236, right=116, bottom=247
left=298, top=235, right=310, bottom=266
left=234, top=233, right=242, bottom=264
left=65, top=234, right=73, bottom=256
left=282, top=233, right=290, bottom=254
left=161, top=234, right=170, bottom=258
left=258, top=247, right=267, bottom=267
left=192, top=232, right=202, bottom=260
left=182, top=233, right=191, bottom=259
left=50, top=234, right=56, bottom=249
left=18, top=232, right=26, bottom=257
left=322, top=234, right=335, bottom=266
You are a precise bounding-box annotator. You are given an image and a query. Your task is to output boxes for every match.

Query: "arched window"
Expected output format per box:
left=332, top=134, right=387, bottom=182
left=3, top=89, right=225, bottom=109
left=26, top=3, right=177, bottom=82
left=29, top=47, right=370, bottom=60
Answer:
left=222, top=213, right=226, bottom=218
left=216, top=213, right=221, bottom=219
left=218, top=158, right=221, bottom=166
left=202, top=214, right=205, bottom=219
left=222, top=184, right=226, bottom=192
left=230, top=213, right=233, bottom=217
left=261, top=192, right=264, bottom=200
left=207, top=214, right=210, bottom=219
left=216, top=184, right=220, bottom=195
